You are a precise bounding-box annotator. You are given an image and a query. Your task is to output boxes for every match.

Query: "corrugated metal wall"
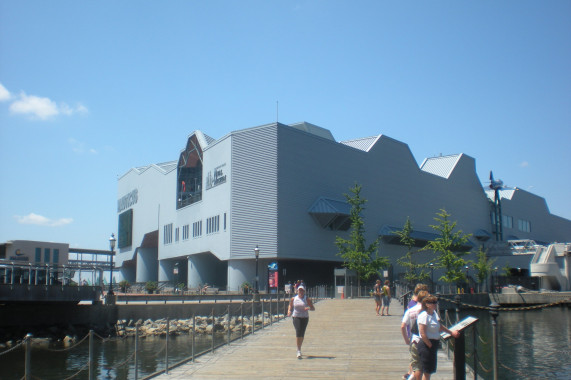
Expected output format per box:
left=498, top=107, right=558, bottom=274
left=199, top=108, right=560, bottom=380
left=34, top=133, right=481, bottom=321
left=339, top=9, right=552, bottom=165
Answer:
left=230, top=125, right=278, bottom=257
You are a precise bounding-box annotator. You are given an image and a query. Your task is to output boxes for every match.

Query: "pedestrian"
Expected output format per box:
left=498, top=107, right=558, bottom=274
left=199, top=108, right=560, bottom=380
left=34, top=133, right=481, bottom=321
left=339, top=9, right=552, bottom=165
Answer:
left=401, top=290, right=429, bottom=380
left=373, top=279, right=382, bottom=315
left=417, top=295, right=460, bottom=380
left=408, top=283, right=429, bottom=310
left=380, top=280, right=391, bottom=316
left=287, top=285, right=315, bottom=359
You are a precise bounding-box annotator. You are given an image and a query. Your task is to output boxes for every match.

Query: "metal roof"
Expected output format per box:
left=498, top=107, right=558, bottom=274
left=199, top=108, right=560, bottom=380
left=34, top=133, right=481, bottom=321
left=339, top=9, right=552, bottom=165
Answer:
left=484, top=189, right=516, bottom=201
left=340, top=135, right=380, bottom=152
left=420, top=154, right=462, bottom=179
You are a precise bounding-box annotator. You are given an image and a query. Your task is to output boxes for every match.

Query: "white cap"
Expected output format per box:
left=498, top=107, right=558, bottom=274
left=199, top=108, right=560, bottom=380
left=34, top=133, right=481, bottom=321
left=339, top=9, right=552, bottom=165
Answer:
left=297, top=285, right=305, bottom=291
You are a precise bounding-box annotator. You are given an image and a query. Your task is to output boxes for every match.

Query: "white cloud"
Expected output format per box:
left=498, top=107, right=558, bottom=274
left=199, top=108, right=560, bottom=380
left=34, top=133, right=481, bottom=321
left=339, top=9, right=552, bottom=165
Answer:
left=520, top=161, right=529, bottom=168
left=10, top=92, right=59, bottom=120
left=0, top=83, right=11, bottom=101
left=15, top=213, right=73, bottom=227
left=1, top=83, right=89, bottom=120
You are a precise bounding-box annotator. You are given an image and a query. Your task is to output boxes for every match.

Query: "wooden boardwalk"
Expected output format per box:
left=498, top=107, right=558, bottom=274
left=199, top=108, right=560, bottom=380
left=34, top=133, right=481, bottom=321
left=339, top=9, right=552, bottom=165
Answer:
left=153, top=298, right=455, bottom=380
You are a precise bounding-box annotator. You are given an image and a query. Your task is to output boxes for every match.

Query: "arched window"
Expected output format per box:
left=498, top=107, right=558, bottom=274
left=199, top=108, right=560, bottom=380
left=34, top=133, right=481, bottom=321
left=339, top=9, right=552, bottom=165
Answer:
left=177, top=135, right=203, bottom=209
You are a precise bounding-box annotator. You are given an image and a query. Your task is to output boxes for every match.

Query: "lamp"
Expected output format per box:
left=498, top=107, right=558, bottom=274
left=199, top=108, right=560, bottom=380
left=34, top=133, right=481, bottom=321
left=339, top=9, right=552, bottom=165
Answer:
left=254, top=245, right=260, bottom=294
left=108, top=233, right=116, bottom=299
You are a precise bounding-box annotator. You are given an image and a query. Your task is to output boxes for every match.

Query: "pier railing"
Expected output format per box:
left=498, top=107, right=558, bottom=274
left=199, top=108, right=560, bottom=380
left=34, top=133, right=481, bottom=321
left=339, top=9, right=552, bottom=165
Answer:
left=0, top=291, right=324, bottom=380
left=437, top=293, right=570, bottom=380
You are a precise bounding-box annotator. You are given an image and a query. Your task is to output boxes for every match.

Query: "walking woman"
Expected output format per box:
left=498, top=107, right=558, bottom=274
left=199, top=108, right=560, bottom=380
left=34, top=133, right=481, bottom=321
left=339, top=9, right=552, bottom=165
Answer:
left=417, top=295, right=459, bottom=379
left=287, top=285, right=315, bottom=359
left=373, top=279, right=382, bottom=315
left=380, top=280, right=391, bottom=316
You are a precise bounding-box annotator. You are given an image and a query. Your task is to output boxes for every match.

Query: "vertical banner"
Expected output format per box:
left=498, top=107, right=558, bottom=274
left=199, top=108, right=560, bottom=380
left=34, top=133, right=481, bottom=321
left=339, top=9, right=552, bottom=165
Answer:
left=267, top=262, right=278, bottom=293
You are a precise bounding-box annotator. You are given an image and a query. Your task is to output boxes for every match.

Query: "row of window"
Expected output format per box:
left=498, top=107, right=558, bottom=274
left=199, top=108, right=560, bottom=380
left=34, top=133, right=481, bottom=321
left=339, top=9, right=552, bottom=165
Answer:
left=35, top=248, right=60, bottom=264
left=491, top=213, right=532, bottom=233
left=163, top=213, right=227, bottom=245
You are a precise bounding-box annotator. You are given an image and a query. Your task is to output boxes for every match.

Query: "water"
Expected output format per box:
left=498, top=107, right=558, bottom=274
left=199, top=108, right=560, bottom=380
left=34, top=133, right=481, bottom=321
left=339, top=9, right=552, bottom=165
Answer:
left=449, top=305, right=570, bottom=379
left=0, top=332, right=236, bottom=380
left=1, top=307, right=569, bottom=379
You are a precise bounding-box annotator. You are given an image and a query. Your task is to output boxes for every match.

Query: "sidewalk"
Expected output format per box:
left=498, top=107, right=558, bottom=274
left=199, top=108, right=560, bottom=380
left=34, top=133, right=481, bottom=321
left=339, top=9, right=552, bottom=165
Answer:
left=153, top=298, right=454, bottom=380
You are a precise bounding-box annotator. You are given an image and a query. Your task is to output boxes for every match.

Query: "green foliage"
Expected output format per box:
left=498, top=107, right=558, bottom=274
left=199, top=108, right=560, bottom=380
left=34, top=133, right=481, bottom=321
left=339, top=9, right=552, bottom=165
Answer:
left=471, top=246, right=495, bottom=286
left=421, top=209, right=471, bottom=285
left=395, top=217, right=429, bottom=284
left=145, top=281, right=158, bottom=293
left=335, top=183, right=389, bottom=283
left=501, top=262, right=512, bottom=276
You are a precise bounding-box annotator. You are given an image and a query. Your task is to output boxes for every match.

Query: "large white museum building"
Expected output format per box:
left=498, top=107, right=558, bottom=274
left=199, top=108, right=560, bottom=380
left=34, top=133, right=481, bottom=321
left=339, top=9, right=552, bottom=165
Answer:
left=114, top=121, right=571, bottom=292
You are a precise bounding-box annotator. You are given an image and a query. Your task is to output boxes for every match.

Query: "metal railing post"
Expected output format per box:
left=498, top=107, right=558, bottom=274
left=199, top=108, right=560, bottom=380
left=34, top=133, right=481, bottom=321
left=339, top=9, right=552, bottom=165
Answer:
left=240, top=303, right=244, bottom=340
left=211, top=309, right=215, bottom=352
left=25, top=333, right=32, bottom=380
left=88, top=330, right=94, bottom=380
left=165, top=318, right=169, bottom=375
left=251, top=300, right=255, bottom=334
left=490, top=302, right=500, bottom=380
left=227, top=305, right=231, bottom=345
left=454, top=294, right=461, bottom=324
left=135, top=323, right=139, bottom=380
left=192, top=312, right=196, bottom=362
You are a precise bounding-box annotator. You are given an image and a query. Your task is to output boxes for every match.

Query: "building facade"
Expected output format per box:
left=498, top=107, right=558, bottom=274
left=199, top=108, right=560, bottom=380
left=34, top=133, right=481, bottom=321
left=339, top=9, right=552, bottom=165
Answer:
left=114, top=122, right=571, bottom=291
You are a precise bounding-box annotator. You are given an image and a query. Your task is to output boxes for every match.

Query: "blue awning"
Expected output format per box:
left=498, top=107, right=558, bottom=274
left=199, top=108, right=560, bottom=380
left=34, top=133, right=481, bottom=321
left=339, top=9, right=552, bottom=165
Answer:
left=308, top=197, right=351, bottom=231
left=378, top=225, right=474, bottom=251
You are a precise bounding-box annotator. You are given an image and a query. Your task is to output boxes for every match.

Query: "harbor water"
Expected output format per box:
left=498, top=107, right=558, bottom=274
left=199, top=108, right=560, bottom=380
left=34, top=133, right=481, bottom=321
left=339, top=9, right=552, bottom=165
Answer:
left=0, top=306, right=569, bottom=379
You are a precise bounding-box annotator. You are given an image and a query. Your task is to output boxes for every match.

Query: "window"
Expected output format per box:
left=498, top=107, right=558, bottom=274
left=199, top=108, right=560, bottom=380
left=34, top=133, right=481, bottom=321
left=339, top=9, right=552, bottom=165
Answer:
left=224, top=213, right=227, bottom=231
left=164, top=223, right=173, bottom=244
left=35, top=248, right=41, bottom=263
left=44, top=248, right=51, bottom=263
left=53, top=249, right=59, bottom=264
left=518, top=219, right=531, bottom=233
left=193, top=220, right=202, bottom=237
left=182, top=224, right=190, bottom=240
left=177, top=135, right=203, bottom=209
left=206, top=215, right=220, bottom=234
left=175, top=227, right=180, bottom=242
left=502, top=215, right=513, bottom=229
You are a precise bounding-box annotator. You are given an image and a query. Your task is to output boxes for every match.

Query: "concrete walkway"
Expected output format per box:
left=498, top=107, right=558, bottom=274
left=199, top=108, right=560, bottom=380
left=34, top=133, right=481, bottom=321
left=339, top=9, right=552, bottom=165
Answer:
left=153, top=298, right=455, bottom=380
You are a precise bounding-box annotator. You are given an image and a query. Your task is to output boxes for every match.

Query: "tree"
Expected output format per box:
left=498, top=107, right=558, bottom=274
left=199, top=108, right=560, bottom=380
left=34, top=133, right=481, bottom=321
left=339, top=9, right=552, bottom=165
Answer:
left=335, top=183, right=389, bottom=291
left=471, top=246, right=495, bottom=292
left=395, top=217, right=429, bottom=285
left=421, top=209, right=471, bottom=288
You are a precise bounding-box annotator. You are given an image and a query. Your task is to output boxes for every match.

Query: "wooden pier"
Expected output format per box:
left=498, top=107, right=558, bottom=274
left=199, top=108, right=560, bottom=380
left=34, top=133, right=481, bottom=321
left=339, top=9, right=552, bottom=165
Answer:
left=152, top=298, right=455, bottom=380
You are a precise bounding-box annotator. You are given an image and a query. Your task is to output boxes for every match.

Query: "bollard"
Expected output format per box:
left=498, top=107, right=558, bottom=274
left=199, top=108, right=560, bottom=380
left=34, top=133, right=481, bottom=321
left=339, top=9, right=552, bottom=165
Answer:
left=88, top=330, right=95, bottom=380
left=489, top=302, right=500, bottom=380
left=25, top=333, right=32, bottom=380
left=135, top=323, right=139, bottom=380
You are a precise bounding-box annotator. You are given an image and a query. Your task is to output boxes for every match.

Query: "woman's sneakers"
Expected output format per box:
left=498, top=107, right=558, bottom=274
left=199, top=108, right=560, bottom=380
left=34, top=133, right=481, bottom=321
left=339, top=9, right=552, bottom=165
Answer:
left=297, top=350, right=302, bottom=359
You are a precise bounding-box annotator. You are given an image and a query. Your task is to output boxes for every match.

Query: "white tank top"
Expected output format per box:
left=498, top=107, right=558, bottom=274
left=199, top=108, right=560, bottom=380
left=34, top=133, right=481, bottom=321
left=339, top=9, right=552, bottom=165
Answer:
left=292, top=295, right=309, bottom=318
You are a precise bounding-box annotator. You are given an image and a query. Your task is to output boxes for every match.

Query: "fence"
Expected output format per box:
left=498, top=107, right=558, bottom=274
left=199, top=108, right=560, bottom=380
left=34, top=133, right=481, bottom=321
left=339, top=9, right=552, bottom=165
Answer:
left=0, top=291, right=323, bottom=380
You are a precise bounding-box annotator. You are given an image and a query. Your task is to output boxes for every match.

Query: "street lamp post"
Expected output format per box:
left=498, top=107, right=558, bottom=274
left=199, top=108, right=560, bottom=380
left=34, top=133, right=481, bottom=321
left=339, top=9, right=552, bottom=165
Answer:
left=174, top=262, right=179, bottom=294
left=494, top=267, right=498, bottom=293
left=254, top=245, right=260, bottom=294
left=107, top=233, right=116, bottom=304
left=465, top=265, right=470, bottom=293
left=430, top=263, right=434, bottom=293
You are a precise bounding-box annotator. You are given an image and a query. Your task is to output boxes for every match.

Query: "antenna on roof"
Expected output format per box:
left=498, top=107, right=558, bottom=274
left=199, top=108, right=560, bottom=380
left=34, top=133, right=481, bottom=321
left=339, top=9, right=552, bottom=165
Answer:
left=276, top=101, right=279, bottom=123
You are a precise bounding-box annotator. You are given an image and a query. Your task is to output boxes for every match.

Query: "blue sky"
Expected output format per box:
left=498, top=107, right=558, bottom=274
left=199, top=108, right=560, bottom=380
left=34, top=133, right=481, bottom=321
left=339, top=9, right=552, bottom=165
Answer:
left=1, top=1, right=570, bottom=250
